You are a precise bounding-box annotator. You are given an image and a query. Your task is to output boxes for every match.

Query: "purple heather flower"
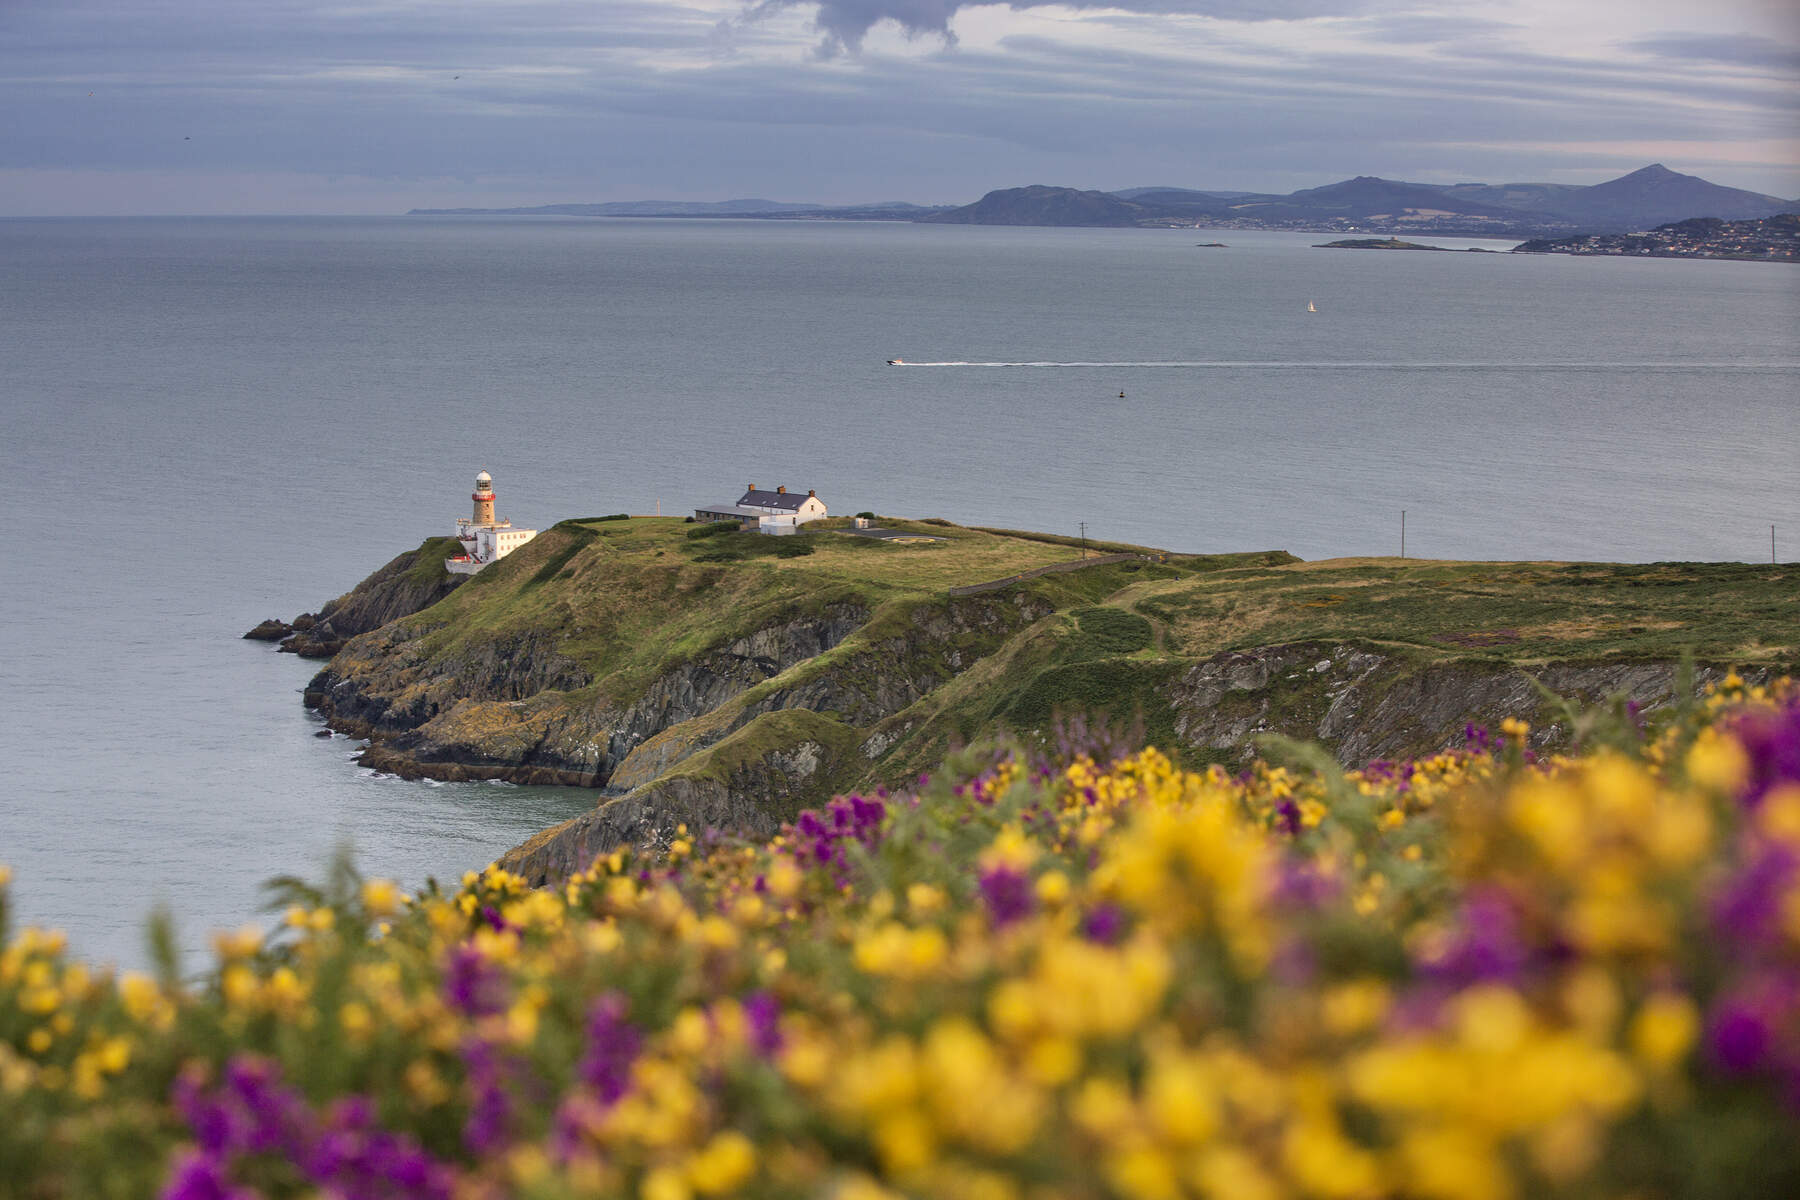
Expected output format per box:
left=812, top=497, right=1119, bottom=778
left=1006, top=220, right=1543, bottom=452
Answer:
left=168, top=1060, right=457, bottom=1200
left=459, top=1039, right=513, bottom=1156
left=978, top=864, right=1034, bottom=927
left=160, top=1151, right=257, bottom=1200
left=1712, top=845, right=1798, bottom=949
left=173, top=1072, right=241, bottom=1157
left=1081, top=903, right=1128, bottom=944
left=442, top=945, right=508, bottom=1017
left=1709, top=1001, right=1773, bottom=1074
left=1275, top=799, right=1302, bottom=837
left=1735, top=700, right=1800, bottom=808
left=580, top=992, right=644, bottom=1106
left=1421, top=889, right=1529, bottom=985
left=743, top=990, right=783, bottom=1056
left=787, top=794, right=888, bottom=878
left=1270, top=859, right=1340, bottom=910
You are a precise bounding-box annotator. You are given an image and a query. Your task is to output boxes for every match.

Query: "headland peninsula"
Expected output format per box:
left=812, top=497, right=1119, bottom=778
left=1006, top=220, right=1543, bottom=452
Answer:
left=256, top=513, right=1798, bottom=888
left=1314, top=238, right=1498, bottom=252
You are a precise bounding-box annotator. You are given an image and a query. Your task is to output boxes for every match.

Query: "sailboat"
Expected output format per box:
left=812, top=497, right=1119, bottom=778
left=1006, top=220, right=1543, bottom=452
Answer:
left=1307, top=300, right=1317, bottom=313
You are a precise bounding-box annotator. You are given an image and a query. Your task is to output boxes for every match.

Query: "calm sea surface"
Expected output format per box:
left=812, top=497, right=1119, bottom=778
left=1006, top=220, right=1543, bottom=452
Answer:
left=3, top=216, right=1797, bottom=966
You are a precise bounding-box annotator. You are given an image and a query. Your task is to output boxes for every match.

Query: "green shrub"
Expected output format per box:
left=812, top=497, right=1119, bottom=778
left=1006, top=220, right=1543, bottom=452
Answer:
left=856, top=511, right=876, bottom=520
left=1000, top=659, right=1181, bottom=747
left=526, top=528, right=599, bottom=587
left=773, top=540, right=815, bottom=558
left=1071, top=606, right=1153, bottom=655
left=686, top=521, right=741, bottom=540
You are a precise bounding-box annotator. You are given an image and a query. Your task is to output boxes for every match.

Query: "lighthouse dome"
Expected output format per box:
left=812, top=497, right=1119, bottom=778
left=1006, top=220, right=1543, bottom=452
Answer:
left=475, top=470, right=492, bottom=486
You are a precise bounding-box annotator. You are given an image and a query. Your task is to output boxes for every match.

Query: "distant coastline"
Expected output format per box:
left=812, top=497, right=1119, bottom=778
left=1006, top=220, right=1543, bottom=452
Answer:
left=1314, top=237, right=1497, bottom=253
left=409, top=163, right=1799, bottom=240
left=1515, top=214, right=1798, bottom=263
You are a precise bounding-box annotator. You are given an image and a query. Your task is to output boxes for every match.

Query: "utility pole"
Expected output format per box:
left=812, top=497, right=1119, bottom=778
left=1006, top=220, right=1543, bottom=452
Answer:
left=1401, top=509, right=1406, bottom=560
left=1079, top=522, right=1088, bottom=559
left=1775, top=524, right=1779, bottom=565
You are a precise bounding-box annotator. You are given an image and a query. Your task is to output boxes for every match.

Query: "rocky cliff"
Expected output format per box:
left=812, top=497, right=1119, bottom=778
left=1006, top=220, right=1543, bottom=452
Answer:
left=244, top=536, right=466, bottom=658
left=267, top=519, right=1795, bottom=887
left=1165, top=641, right=1764, bottom=766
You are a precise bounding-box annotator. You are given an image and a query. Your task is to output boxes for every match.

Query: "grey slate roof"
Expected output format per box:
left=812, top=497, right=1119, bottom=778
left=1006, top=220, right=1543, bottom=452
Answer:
left=739, top=489, right=812, bottom=511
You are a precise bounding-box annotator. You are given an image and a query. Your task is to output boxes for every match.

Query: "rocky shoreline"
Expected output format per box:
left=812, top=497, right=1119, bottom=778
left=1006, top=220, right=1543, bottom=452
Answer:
left=243, top=536, right=465, bottom=658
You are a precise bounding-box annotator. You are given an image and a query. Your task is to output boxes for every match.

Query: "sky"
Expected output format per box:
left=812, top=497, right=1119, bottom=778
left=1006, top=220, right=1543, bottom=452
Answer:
left=1, top=0, right=1796, bottom=214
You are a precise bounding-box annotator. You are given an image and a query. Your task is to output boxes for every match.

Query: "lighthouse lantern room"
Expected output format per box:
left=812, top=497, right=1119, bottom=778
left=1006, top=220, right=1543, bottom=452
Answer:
left=447, top=470, right=538, bottom=575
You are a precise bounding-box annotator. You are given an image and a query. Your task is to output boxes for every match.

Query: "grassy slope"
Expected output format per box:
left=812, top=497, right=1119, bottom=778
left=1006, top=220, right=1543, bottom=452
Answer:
left=392, top=518, right=1153, bottom=710
left=1125, top=558, right=1799, bottom=667
left=866, top=556, right=1798, bottom=782
left=358, top=521, right=1796, bottom=802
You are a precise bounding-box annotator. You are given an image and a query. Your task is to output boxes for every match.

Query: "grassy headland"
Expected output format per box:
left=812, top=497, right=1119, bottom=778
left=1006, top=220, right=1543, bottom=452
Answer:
left=298, top=516, right=1796, bottom=876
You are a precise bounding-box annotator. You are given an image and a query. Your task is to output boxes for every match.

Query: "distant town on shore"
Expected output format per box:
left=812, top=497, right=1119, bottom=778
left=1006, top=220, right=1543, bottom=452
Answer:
left=411, top=163, right=1799, bottom=256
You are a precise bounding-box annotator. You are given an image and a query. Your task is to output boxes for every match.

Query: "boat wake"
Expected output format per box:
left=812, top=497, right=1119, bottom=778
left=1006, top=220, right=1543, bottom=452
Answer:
left=886, top=360, right=1800, bottom=370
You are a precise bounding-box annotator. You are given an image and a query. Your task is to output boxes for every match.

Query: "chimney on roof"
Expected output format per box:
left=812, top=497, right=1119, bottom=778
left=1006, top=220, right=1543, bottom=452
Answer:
left=747, top=484, right=755, bottom=493
left=808, top=489, right=815, bottom=497
left=777, top=486, right=786, bottom=494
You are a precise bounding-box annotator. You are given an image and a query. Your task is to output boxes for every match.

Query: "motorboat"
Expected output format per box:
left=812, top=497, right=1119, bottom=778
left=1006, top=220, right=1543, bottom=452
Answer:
left=887, top=358, right=905, bottom=365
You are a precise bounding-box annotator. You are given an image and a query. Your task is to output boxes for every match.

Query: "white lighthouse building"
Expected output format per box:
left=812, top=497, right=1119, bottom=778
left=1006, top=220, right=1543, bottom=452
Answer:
left=446, top=470, right=537, bottom=575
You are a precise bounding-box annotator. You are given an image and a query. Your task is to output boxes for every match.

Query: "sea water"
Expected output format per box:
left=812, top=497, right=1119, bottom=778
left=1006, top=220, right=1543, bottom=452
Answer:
left=2, top=215, right=1796, bottom=965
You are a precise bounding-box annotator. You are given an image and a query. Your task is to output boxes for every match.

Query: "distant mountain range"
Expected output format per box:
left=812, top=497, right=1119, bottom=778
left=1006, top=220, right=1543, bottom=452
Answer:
left=409, top=164, right=1796, bottom=236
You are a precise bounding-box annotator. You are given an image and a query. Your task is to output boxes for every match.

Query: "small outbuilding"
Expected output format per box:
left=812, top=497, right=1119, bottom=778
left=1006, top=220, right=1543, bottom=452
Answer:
left=694, top=484, right=828, bottom=536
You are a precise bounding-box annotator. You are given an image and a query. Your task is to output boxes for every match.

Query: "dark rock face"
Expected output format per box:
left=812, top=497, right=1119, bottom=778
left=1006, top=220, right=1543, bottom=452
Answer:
left=250, top=538, right=465, bottom=658
left=498, top=739, right=845, bottom=887
left=309, top=604, right=878, bottom=790
left=1167, top=641, right=1763, bottom=767
left=500, top=778, right=773, bottom=887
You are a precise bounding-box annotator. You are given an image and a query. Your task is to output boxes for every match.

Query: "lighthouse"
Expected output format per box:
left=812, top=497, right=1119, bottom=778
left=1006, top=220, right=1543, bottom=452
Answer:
left=447, top=469, right=538, bottom=575
left=472, top=470, right=497, bottom=526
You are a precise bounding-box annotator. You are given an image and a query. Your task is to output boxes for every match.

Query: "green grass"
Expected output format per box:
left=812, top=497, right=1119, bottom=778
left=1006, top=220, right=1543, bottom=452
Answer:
left=400, top=537, right=465, bottom=586
left=997, top=659, right=1184, bottom=751
left=1068, top=606, right=1154, bottom=658
left=342, top=522, right=1798, bottom=815
left=1125, top=558, right=1799, bottom=668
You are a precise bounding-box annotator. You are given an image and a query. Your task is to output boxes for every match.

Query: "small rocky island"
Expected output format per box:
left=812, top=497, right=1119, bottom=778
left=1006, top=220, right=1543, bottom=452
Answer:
left=1514, top=214, right=1798, bottom=262
left=1315, top=237, right=1495, bottom=252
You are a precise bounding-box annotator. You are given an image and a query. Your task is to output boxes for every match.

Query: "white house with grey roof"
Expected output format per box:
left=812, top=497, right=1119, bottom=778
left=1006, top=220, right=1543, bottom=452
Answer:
left=446, top=470, right=538, bottom=574
left=694, top=484, right=828, bottom=535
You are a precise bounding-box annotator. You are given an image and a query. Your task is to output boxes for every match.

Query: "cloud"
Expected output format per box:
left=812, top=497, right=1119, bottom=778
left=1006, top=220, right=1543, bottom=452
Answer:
left=742, top=0, right=1371, bottom=57
left=1, top=0, right=1797, bottom=211
left=1631, top=32, right=1800, bottom=72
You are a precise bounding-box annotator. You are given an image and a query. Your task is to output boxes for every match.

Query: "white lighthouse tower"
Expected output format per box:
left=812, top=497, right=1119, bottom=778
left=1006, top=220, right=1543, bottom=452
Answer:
left=447, top=469, right=538, bottom=575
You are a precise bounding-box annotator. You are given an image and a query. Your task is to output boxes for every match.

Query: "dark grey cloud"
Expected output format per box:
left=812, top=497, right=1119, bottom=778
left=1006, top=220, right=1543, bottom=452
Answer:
left=743, top=0, right=1371, bottom=57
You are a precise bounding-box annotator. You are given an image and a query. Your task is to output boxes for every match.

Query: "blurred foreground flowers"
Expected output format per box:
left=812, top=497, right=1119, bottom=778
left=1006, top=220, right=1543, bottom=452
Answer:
left=4, top=675, right=1800, bottom=1199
